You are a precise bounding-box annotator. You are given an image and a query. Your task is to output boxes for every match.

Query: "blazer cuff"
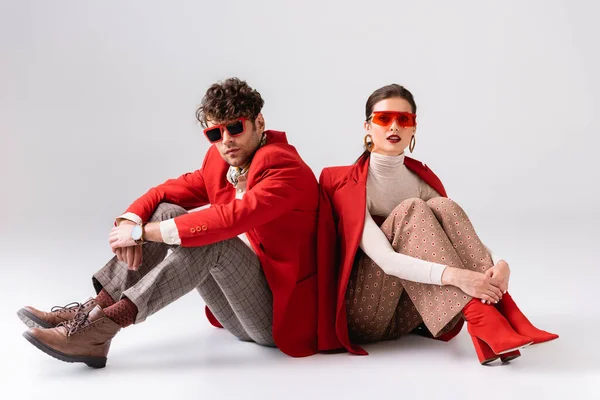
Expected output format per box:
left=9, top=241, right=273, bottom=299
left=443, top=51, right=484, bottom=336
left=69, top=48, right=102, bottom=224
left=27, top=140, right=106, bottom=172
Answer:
left=160, top=218, right=181, bottom=245
left=116, top=212, right=143, bottom=226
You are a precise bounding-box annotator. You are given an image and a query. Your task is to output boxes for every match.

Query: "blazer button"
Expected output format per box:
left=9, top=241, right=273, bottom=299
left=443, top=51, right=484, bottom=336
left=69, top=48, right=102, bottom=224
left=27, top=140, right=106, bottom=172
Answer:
left=196, top=226, right=201, bottom=231
left=190, top=228, right=196, bottom=233
left=202, top=225, right=208, bottom=231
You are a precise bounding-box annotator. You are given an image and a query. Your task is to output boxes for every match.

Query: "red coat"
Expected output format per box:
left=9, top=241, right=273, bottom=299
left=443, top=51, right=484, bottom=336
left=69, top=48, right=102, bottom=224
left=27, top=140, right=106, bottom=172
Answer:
left=317, top=153, right=464, bottom=355
left=122, top=130, right=324, bottom=357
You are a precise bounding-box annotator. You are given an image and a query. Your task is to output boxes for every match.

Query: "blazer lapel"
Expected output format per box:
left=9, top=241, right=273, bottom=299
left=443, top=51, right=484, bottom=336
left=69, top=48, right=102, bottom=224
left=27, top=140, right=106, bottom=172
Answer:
left=335, top=155, right=369, bottom=291
left=404, top=156, right=448, bottom=197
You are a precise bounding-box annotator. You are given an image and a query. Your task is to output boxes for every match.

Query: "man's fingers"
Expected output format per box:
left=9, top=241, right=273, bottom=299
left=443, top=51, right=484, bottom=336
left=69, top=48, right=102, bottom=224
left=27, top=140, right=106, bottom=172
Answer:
left=126, top=247, right=135, bottom=269
left=133, top=246, right=143, bottom=270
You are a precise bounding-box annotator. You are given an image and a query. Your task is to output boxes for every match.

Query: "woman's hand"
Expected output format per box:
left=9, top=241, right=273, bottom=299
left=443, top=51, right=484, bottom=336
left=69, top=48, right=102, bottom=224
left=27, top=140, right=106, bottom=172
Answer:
left=485, top=260, right=510, bottom=294
left=442, top=267, right=503, bottom=304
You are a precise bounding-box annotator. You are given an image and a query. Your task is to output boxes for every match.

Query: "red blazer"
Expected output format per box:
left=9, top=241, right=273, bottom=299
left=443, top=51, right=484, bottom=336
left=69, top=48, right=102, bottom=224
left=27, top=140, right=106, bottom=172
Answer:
left=122, top=130, right=325, bottom=357
left=317, top=153, right=464, bottom=355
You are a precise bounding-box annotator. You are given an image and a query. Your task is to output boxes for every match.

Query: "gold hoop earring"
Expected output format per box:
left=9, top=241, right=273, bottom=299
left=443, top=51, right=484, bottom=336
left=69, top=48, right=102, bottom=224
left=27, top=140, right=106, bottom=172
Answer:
left=364, top=134, right=373, bottom=152
left=409, top=135, right=416, bottom=153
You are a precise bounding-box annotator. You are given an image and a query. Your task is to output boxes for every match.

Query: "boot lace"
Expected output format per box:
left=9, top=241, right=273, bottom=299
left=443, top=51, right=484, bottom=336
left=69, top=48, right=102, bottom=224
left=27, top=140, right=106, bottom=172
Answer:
left=58, top=310, right=90, bottom=336
left=50, top=298, right=94, bottom=314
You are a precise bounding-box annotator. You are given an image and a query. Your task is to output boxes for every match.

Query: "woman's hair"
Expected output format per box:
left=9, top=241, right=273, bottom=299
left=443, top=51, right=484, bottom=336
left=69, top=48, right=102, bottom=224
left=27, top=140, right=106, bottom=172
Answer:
left=365, top=84, right=417, bottom=120
left=196, top=78, right=264, bottom=128
left=357, top=84, right=417, bottom=161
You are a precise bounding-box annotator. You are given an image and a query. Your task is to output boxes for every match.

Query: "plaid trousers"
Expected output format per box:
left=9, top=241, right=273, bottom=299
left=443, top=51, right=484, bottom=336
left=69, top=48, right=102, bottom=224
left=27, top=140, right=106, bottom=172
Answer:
left=92, top=203, right=275, bottom=346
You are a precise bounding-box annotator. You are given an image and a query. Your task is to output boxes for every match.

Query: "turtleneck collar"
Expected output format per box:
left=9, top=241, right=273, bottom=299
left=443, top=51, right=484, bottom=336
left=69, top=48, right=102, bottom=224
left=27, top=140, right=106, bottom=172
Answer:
left=369, top=151, right=406, bottom=176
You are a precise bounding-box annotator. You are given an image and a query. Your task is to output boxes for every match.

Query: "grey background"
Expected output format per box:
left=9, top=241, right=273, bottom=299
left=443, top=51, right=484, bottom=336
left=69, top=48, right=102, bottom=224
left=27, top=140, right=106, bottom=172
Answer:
left=1, top=0, right=598, bottom=399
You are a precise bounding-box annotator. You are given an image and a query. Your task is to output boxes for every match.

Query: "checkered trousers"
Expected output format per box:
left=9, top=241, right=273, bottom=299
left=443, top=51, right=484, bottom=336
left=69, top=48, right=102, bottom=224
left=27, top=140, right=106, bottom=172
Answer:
left=92, top=203, right=274, bottom=346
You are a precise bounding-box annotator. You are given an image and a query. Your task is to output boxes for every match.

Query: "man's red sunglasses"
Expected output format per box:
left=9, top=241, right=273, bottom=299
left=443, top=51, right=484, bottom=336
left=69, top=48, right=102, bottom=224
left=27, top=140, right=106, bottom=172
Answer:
left=203, top=118, right=248, bottom=143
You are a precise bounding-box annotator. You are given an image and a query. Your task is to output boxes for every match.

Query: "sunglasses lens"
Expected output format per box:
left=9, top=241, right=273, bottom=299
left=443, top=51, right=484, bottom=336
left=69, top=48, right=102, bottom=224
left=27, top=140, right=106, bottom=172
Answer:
left=397, top=114, right=412, bottom=126
left=372, top=112, right=416, bottom=127
left=205, top=127, right=222, bottom=142
left=226, top=120, right=244, bottom=135
left=372, top=113, right=392, bottom=126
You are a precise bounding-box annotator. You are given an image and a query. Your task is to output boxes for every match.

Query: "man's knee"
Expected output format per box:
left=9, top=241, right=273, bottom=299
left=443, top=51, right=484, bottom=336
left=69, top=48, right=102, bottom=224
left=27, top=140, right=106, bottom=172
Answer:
left=149, top=203, right=187, bottom=222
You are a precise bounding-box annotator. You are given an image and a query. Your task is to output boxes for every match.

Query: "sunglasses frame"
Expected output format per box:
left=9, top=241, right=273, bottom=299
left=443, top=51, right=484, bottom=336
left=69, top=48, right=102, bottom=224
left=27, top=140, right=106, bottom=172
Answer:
left=368, top=111, right=417, bottom=128
left=203, top=117, right=248, bottom=143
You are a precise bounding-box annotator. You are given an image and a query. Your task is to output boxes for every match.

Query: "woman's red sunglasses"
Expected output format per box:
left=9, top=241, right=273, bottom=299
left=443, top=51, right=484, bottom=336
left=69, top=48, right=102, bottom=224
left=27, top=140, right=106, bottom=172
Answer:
left=203, top=118, right=248, bottom=143
left=368, top=111, right=417, bottom=128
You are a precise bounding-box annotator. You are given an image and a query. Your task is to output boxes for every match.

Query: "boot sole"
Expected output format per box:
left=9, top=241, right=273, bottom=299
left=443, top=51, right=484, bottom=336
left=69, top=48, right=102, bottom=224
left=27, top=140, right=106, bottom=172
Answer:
left=524, top=337, right=559, bottom=349
left=500, top=353, right=521, bottom=363
left=22, top=331, right=107, bottom=368
left=496, top=341, right=533, bottom=354
left=17, top=309, right=53, bottom=329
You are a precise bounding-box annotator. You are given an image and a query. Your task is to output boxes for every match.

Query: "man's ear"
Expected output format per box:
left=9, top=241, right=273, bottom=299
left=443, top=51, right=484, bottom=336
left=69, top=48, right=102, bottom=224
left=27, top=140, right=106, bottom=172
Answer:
left=255, top=113, right=265, bottom=132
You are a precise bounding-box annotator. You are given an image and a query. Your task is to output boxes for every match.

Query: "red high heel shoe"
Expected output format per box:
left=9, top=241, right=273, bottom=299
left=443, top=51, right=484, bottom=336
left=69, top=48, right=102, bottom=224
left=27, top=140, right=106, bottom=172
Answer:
left=471, top=338, right=521, bottom=365
left=496, top=292, right=559, bottom=346
left=500, top=350, right=521, bottom=363
left=462, top=298, right=533, bottom=364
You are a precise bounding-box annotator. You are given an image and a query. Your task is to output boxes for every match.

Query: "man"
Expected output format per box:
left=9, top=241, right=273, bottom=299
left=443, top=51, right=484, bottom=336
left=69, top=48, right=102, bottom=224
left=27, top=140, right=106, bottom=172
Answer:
left=18, top=78, right=324, bottom=368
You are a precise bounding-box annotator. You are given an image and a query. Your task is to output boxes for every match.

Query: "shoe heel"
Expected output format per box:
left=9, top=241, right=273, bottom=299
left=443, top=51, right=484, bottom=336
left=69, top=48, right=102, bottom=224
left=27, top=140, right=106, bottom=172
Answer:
left=500, top=350, right=521, bottom=363
left=471, top=335, right=499, bottom=365
left=85, top=357, right=107, bottom=369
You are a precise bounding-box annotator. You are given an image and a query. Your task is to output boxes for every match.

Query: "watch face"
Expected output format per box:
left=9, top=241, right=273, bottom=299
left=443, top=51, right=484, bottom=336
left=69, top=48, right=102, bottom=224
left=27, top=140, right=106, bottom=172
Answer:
left=131, top=224, right=142, bottom=241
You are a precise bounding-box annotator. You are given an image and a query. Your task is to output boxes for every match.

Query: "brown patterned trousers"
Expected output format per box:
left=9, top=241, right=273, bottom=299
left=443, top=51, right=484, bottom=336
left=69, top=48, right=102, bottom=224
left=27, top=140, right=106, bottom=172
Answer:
left=346, top=197, right=494, bottom=343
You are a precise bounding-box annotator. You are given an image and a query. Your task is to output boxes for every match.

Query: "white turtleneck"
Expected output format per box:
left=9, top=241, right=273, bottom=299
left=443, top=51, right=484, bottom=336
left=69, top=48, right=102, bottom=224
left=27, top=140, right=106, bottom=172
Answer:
left=360, top=152, right=500, bottom=285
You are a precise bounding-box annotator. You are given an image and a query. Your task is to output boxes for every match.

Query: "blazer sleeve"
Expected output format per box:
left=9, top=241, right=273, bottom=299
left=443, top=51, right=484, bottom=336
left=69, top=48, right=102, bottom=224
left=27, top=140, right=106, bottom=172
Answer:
left=173, top=148, right=307, bottom=247
left=316, top=168, right=344, bottom=351
left=122, top=168, right=210, bottom=222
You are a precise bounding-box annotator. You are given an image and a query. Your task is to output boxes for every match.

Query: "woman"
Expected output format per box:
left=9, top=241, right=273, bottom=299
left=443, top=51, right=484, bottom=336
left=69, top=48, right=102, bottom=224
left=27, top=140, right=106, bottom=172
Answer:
left=316, top=84, right=558, bottom=364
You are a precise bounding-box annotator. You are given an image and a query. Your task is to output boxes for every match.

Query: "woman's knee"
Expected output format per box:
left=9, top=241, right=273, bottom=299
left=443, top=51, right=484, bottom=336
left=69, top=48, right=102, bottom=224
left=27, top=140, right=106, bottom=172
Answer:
left=393, top=197, right=427, bottom=211
left=425, top=197, right=446, bottom=207
left=426, top=197, right=464, bottom=213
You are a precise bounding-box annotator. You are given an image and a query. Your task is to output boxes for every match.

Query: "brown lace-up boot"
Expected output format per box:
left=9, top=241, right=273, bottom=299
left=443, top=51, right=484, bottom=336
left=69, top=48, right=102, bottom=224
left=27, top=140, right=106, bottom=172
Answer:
left=23, top=305, right=120, bottom=368
left=17, top=298, right=97, bottom=329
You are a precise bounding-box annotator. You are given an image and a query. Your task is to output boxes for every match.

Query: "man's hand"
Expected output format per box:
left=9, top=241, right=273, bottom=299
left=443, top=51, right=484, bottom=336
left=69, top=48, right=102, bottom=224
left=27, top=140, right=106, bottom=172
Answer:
left=110, top=220, right=143, bottom=270
left=115, top=246, right=143, bottom=271
left=109, top=221, right=138, bottom=250
left=485, top=260, right=510, bottom=294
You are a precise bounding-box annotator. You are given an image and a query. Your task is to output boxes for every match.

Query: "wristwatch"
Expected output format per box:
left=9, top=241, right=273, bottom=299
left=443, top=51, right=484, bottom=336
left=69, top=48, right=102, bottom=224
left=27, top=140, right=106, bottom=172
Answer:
left=131, top=224, right=145, bottom=245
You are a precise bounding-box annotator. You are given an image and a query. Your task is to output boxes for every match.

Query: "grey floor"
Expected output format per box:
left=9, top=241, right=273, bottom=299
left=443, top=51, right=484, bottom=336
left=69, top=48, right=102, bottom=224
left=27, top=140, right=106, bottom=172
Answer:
left=1, top=211, right=598, bottom=400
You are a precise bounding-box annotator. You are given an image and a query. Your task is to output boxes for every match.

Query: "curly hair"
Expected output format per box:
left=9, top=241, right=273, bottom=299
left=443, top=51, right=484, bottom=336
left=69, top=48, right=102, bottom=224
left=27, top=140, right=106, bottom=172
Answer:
left=196, top=78, right=264, bottom=128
